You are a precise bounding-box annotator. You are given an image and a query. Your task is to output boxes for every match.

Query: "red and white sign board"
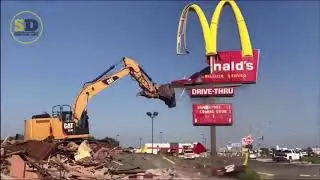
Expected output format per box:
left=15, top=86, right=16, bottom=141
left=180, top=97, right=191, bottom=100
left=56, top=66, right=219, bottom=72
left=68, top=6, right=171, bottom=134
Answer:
left=241, top=136, right=254, bottom=146
left=190, top=87, right=234, bottom=97
left=203, top=49, right=260, bottom=84
left=192, top=104, right=233, bottom=126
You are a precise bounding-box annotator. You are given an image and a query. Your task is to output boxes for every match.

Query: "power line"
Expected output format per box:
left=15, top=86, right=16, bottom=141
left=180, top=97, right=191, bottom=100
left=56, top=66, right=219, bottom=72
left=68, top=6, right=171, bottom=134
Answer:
left=317, top=0, right=320, bottom=148
left=318, top=67, right=320, bottom=148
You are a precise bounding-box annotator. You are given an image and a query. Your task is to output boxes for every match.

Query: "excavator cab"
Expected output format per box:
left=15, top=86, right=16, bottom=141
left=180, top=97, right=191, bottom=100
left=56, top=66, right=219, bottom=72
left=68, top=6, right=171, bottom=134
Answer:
left=52, top=105, right=72, bottom=121
left=52, top=105, right=89, bottom=136
left=52, top=105, right=74, bottom=135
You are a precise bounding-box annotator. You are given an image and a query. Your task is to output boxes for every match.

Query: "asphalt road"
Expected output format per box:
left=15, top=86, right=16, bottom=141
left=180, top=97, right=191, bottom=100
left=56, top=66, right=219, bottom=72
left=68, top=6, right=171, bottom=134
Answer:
left=114, top=153, right=176, bottom=170
left=161, top=155, right=320, bottom=179
left=113, top=153, right=320, bottom=179
left=114, top=153, right=228, bottom=179
left=249, top=160, right=320, bottom=180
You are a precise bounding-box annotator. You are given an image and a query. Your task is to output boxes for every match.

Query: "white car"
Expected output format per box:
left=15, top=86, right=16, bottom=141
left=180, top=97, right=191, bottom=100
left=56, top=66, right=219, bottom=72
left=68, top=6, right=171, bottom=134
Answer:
left=300, top=151, right=308, bottom=157
left=249, top=151, right=257, bottom=159
left=183, top=150, right=196, bottom=159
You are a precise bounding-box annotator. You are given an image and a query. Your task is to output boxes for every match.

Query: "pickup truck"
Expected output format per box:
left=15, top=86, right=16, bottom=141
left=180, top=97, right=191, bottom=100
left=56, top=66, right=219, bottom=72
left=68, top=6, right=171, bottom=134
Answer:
left=273, top=149, right=301, bottom=162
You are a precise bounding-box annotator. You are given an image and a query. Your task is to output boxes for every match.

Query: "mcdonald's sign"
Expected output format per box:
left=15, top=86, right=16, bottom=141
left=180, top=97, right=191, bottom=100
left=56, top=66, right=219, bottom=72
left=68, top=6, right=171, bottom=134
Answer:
left=176, top=0, right=260, bottom=84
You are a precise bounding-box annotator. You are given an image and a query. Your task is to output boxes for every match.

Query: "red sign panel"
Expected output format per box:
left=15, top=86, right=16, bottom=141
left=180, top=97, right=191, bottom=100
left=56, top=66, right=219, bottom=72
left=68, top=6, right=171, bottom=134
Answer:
left=190, top=87, right=234, bottom=97
left=203, top=49, right=260, bottom=84
left=192, top=104, right=233, bottom=126
left=241, top=136, right=254, bottom=146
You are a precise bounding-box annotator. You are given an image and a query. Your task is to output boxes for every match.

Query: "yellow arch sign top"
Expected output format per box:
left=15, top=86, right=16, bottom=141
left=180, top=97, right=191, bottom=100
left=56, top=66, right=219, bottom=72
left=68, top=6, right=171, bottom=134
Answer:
left=176, top=0, right=253, bottom=57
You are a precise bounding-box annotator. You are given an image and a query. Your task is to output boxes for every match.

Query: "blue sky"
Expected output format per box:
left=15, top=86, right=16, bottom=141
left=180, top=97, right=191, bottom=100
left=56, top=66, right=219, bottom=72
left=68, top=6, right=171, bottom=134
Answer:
left=1, top=1, right=319, bottom=148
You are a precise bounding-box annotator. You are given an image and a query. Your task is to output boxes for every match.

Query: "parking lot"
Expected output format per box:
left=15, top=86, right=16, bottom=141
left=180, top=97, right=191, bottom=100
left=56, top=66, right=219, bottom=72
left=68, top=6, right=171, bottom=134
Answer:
left=162, top=155, right=320, bottom=179
left=249, top=160, right=320, bottom=179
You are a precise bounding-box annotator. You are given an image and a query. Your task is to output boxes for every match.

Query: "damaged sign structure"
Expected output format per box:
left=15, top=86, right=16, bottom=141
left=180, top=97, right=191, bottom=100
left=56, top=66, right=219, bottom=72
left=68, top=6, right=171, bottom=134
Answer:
left=175, top=0, right=260, bottom=125
left=173, top=0, right=261, bottom=173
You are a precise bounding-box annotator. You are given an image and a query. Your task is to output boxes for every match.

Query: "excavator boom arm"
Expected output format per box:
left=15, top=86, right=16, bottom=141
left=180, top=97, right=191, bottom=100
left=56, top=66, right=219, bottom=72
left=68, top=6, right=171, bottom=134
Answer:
left=72, top=57, right=176, bottom=122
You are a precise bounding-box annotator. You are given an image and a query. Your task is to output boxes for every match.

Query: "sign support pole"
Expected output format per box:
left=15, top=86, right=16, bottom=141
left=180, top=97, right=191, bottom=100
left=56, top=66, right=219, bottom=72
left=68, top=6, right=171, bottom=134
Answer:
left=208, top=55, right=217, bottom=172
left=210, top=124, right=217, bottom=167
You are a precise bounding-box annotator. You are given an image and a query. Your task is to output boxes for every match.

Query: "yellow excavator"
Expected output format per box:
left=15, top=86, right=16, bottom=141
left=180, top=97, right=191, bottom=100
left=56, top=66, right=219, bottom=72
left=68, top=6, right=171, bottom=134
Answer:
left=24, top=57, right=176, bottom=141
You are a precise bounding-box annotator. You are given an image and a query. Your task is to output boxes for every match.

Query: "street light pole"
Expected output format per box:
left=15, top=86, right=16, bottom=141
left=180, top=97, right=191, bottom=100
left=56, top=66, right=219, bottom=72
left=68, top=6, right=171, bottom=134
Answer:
left=116, top=134, right=120, bottom=146
left=146, top=112, right=158, bottom=154
left=200, top=133, right=204, bottom=145
left=160, top=131, right=163, bottom=143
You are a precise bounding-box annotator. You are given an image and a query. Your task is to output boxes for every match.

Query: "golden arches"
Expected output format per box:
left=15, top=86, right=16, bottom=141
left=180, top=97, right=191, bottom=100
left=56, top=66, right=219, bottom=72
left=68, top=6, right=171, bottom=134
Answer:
left=176, top=0, right=253, bottom=57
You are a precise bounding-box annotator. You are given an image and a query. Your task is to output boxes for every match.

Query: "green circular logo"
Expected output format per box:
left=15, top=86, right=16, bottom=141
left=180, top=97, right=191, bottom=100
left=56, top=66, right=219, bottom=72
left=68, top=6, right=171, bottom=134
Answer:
left=10, top=11, right=43, bottom=44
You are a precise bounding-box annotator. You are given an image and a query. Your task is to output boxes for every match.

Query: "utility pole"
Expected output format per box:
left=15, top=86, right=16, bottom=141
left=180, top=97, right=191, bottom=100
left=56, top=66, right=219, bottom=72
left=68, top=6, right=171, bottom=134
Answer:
left=200, top=133, right=204, bottom=144
left=318, top=75, right=320, bottom=149
left=115, top=134, right=120, bottom=146
left=146, top=112, right=158, bottom=154
left=139, top=137, right=142, bottom=148
left=160, top=131, right=163, bottom=143
left=204, top=137, right=207, bottom=148
left=200, top=133, right=207, bottom=148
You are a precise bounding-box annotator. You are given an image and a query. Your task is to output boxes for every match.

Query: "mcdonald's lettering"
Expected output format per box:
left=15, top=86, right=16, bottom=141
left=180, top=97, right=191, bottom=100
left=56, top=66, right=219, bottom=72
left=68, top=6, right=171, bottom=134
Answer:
left=176, top=0, right=253, bottom=57
left=203, top=49, right=260, bottom=84
left=212, top=61, right=254, bottom=72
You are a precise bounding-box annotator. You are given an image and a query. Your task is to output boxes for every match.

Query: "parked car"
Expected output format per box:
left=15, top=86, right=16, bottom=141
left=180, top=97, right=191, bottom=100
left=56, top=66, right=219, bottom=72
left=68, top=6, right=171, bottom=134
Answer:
left=298, top=151, right=308, bottom=157
left=123, top=147, right=135, bottom=153
left=273, top=150, right=287, bottom=162
left=183, top=149, right=196, bottom=159
left=249, top=151, right=257, bottom=159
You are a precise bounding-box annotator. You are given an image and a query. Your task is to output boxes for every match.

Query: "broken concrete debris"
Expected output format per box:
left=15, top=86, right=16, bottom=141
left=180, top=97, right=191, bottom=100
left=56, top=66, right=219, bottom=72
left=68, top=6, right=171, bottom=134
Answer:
left=0, top=138, right=185, bottom=180
left=1, top=137, right=244, bottom=179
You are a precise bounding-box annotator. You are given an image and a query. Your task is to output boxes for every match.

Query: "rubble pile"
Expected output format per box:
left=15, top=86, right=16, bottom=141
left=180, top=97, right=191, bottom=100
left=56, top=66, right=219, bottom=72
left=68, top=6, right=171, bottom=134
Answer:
left=1, top=136, right=248, bottom=180
left=0, top=158, right=10, bottom=175
left=0, top=139, right=166, bottom=180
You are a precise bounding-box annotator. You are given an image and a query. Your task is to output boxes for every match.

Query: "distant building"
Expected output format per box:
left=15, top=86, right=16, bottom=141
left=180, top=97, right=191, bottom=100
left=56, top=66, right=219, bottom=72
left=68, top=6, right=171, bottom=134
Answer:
left=138, top=142, right=205, bottom=154
left=312, top=148, right=320, bottom=155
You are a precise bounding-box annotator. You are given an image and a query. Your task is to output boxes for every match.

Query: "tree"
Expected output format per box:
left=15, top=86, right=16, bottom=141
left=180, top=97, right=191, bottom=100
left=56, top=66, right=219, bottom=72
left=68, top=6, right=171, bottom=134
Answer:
left=87, top=135, right=95, bottom=140
left=260, top=148, right=269, bottom=156
left=306, top=147, right=313, bottom=156
left=101, top=136, right=119, bottom=147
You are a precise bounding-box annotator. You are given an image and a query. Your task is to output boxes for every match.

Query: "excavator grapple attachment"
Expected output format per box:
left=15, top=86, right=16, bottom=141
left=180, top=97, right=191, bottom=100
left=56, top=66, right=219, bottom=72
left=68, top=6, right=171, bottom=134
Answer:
left=137, top=83, right=176, bottom=108
left=157, top=84, right=176, bottom=108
